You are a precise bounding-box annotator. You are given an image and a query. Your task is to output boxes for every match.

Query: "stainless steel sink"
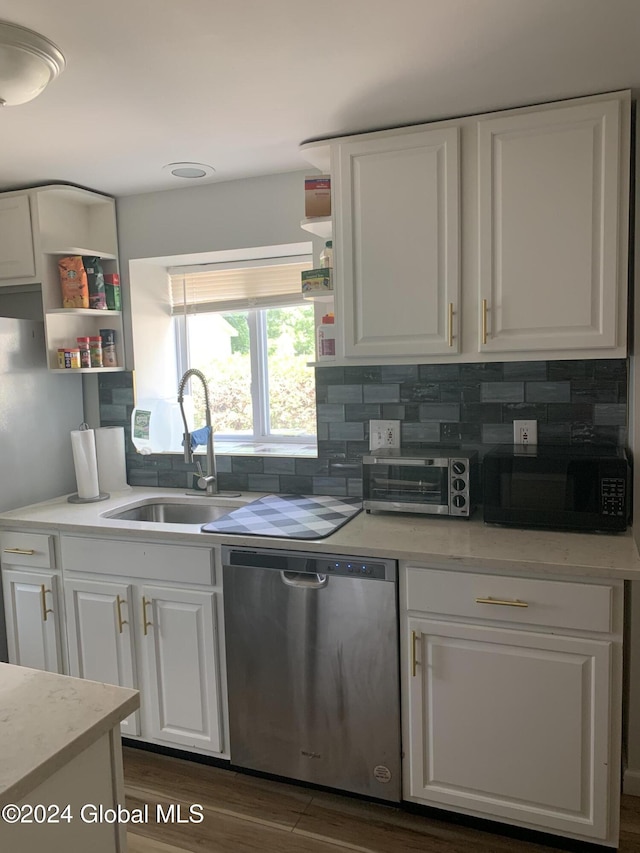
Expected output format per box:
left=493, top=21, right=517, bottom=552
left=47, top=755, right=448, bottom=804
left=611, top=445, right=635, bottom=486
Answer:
left=104, top=497, right=244, bottom=525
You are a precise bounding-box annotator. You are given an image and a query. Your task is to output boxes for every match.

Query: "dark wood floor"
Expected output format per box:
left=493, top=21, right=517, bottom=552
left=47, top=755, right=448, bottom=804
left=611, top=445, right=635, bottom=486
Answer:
left=123, top=746, right=640, bottom=853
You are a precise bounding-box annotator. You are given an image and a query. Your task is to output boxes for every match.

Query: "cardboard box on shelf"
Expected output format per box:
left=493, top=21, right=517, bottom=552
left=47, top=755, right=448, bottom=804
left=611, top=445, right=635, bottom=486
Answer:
left=302, top=268, right=333, bottom=295
left=304, top=175, right=331, bottom=218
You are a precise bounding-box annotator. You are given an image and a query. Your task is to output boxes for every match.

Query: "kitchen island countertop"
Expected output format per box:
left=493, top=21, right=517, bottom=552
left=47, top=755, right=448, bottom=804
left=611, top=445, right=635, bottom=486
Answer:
left=0, top=662, right=139, bottom=806
left=1, top=487, right=640, bottom=580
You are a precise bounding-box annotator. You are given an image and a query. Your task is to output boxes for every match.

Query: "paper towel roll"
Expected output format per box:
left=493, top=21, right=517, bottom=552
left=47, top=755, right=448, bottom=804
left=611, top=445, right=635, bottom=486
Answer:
left=70, top=429, right=100, bottom=499
left=95, top=427, right=129, bottom=493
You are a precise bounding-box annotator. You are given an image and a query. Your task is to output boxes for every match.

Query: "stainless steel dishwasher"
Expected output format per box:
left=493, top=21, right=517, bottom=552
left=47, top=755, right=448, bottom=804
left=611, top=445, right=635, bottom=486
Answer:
left=222, top=546, right=401, bottom=802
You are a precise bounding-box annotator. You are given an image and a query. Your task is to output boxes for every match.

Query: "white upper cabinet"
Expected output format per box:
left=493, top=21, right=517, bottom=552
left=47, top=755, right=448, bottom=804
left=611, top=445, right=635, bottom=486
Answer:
left=0, top=184, right=124, bottom=372
left=478, top=97, right=625, bottom=353
left=335, top=126, right=460, bottom=358
left=0, top=194, right=35, bottom=280
left=302, top=90, right=630, bottom=364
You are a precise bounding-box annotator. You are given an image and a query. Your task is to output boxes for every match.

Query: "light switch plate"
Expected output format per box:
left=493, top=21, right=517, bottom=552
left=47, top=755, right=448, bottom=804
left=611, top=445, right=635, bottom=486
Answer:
left=369, top=420, right=401, bottom=450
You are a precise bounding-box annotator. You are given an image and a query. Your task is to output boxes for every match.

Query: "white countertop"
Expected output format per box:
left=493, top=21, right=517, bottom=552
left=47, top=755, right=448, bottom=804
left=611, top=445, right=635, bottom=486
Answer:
left=0, top=663, right=139, bottom=806
left=1, top=487, right=640, bottom=580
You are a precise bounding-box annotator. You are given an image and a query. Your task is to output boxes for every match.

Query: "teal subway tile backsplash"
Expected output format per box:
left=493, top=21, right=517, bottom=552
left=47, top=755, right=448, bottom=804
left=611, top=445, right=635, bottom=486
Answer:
left=98, top=358, right=628, bottom=497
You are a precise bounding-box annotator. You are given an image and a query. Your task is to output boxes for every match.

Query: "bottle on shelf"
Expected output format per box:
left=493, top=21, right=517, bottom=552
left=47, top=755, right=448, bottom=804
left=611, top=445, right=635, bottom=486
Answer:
left=100, top=328, right=118, bottom=368
left=317, top=312, right=336, bottom=361
left=319, top=240, right=333, bottom=269
left=77, top=337, right=91, bottom=368
left=89, top=336, right=103, bottom=368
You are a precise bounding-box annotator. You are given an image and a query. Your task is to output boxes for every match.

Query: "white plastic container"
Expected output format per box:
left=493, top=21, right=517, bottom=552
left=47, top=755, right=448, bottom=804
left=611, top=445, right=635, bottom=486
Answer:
left=316, top=313, right=336, bottom=361
left=131, top=398, right=191, bottom=454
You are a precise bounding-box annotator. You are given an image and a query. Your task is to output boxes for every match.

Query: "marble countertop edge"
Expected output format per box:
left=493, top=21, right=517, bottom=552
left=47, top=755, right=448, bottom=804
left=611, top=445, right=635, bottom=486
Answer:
left=1, top=487, right=639, bottom=580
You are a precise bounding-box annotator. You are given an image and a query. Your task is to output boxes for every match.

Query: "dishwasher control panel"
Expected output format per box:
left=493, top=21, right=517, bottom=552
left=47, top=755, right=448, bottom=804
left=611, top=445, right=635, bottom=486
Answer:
left=323, top=558, right=387, bottom=579
left=223, top=547, right=396, bottom=582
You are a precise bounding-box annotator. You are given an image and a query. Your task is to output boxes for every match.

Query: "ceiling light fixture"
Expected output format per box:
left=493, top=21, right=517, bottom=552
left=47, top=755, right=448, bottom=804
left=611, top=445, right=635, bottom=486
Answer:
left=163, top=162, right=216, bottom=180
left=0, top=21, right=65, bottom=107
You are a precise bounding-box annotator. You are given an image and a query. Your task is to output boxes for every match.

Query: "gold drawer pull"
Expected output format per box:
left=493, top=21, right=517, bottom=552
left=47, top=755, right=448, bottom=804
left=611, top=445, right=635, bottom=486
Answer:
left=475, top=596, right=528, bottom=608
left=116, top=595, right=128, bottom=634
left=142, top=596, right=153, bottom=636
left=411, top=629, right=420, bottom=677
left=40, top=584, right=54, bottom=622
left=4, top=548, right=35, bottom=555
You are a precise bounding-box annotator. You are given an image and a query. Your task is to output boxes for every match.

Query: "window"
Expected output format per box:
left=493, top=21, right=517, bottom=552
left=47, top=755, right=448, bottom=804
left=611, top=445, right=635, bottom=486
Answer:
left=170, top=255, right=316, bottom=447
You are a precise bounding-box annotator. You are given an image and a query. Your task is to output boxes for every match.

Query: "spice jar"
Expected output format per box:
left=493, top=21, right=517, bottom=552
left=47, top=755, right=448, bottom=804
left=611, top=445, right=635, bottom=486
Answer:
left=65, top=348, right=81, bottom=369
left=100, top=328, right=117, bottom=368
left=77, top=337, right=91, bottom=368
left=89, top=336, right=103, bottom=368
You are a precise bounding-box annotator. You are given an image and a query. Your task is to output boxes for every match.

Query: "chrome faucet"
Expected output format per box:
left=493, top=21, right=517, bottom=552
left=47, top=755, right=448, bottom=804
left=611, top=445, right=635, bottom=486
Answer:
left=177, top=368, right=219, bottom=496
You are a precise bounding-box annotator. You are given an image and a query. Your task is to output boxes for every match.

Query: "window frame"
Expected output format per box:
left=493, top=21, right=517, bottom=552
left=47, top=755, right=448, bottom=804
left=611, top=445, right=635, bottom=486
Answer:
left=174, top=292, right=317, bottom=446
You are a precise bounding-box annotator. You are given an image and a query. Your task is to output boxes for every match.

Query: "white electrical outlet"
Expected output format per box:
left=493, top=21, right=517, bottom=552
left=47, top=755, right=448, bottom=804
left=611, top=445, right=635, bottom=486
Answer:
left=369, top=419, right=401, bottom=450
left=513, top=419, right=538, bottom=445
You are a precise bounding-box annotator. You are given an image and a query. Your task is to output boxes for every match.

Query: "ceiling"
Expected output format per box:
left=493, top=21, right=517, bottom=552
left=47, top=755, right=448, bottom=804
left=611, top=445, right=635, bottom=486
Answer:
left=1, top=0, right=639, bottom=198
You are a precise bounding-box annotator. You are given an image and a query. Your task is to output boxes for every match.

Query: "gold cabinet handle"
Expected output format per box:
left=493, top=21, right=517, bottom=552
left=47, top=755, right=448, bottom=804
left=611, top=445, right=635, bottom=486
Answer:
left=142, top=596, right=153, bottom=636
left=475, top=596, right=528, bottom=608
left=411, top=629, right=420, bottom=677
left=481, top=298, right=488, bottom=344
left=116, top=595, right=128, bottom=634
left=40, top=584, right=54, bottom=622
left=447, top=303, right=454, bottom=347
left=4, top=548, right=35, bottom=555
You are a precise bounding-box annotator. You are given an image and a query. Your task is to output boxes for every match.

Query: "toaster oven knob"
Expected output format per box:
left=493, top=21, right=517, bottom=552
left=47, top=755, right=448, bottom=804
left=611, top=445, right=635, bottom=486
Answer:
left=452, top=494, right=466, bottom=508
left=452, top=461, right=466, bottom=475
left=452, top=478, right=466, bottom=491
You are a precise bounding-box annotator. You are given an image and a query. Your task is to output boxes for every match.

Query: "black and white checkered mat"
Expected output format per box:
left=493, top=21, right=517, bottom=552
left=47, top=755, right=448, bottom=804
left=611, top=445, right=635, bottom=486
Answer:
left=201, top=494, right=362, bottom=539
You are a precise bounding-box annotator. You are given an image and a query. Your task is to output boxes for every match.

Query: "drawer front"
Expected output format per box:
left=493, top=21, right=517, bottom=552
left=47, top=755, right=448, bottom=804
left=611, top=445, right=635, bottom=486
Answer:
left=0, top=531, right=54, bottom=569
left=404, top=566, right=613, bottom=633
left=61, top=536, right=215, bottom=585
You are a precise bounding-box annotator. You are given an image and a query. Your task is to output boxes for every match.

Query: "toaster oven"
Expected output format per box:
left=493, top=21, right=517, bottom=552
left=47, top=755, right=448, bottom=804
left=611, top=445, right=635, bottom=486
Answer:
left=362, top=448, right=478, bottom=517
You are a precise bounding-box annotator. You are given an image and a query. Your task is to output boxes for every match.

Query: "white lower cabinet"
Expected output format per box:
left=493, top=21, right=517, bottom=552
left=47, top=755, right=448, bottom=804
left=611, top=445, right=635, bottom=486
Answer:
left=1, top=531, right=63, bottom=674
left=60, top=535, right=226, bottom=758
left=2, top=568, right=63, bottom=673
left=141, top=584, right=222, bottom=753
left=64, top=578, right=139, bottom=736
left=400, top=563, right=623, bottom=847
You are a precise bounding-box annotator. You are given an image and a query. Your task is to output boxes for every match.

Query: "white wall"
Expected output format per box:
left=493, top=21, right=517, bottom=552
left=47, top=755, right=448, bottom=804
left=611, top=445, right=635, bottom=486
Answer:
left=113, top=169, right=322, bottom=396
left=116, top=170, right=309, bottom=261
left=128, top=260, right=176, bottom=399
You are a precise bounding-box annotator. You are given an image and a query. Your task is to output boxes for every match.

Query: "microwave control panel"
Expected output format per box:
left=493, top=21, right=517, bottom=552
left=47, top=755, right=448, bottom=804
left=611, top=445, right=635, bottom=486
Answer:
left=601, top=478, right=626, bottom=516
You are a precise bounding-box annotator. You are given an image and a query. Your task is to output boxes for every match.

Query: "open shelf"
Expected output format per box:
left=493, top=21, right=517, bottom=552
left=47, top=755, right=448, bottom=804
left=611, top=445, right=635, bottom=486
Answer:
left=46, top=308, right=122, bottom=317
left=300, top=216, right=332, bottom=239
left=303, top=291, right=334, bottom=302
left=49, top=367, right=124, bottom=374
left=42, top=249, right=118, bottom=260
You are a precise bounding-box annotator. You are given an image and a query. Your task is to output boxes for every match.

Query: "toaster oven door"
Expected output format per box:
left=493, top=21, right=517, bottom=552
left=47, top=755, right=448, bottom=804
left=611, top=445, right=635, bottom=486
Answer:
left=363, top=461, right=449, bottom=511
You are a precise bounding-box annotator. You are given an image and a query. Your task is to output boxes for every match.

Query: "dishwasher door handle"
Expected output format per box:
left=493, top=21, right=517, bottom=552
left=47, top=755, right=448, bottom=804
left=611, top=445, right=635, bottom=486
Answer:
left=280, top=571, right=328, bottom=589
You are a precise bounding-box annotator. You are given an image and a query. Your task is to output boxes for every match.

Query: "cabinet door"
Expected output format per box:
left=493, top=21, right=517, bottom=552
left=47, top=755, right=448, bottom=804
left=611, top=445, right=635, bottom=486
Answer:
left=405, top=617, right=612, bottom=840
left=2, top=569, right=62, bottom=673
left=141, top=585, right=223, bottom=753
left=64, top=578, right=139, bottom=736
left=0, top=195, right=35, bottom=280
left=336, top=126, right=460, bottom=357
left=478, top=98, right=623, bottom=352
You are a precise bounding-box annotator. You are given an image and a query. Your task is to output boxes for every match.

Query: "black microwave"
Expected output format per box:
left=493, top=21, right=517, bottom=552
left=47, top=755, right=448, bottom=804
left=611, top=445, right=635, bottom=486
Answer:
left=482, top=445, right=630, bottom=532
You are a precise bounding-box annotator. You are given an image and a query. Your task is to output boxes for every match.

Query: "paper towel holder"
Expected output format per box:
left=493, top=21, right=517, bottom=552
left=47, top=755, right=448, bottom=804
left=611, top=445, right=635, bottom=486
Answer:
left=68, top=491, right=110, bottom=504
left=68, top=422, right=110, bottom=503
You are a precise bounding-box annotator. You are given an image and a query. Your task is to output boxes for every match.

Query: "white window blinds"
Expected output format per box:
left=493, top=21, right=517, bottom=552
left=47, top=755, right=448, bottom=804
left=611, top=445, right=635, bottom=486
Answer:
left=169, top=256, right=312, bottom=314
